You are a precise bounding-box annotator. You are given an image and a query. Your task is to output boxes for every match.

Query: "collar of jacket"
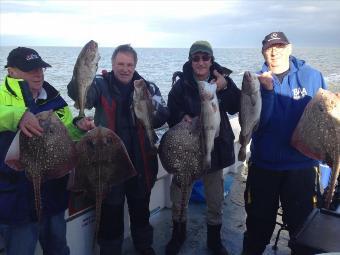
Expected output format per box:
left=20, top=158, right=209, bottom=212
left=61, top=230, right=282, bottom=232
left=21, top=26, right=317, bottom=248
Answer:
left=179, top=61, right=232, bottom=89
left=4, top=76, right=25, bottom=99
left=261, top=55, right=304, bottom=75
left=103, top=70, right=147, bottom=94
left=4, top=76, right=60, bottom=104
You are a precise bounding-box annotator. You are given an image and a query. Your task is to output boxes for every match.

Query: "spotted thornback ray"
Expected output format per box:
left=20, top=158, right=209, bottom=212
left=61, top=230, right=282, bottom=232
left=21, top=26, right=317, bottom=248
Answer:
left=70, top=40, right=100, bottom=117
left=238, top=71, right=261, bottom=161
left=197, top=81, right=220, bottom=170
left=133, top=79, right=157, bottom=150
left=19, top=111, right=75, bottom=220
left=291, top=88, right=340, bottom=209
left=70, top=126, right=137, bottom=247
left=158, top=117, right=204, bottom=221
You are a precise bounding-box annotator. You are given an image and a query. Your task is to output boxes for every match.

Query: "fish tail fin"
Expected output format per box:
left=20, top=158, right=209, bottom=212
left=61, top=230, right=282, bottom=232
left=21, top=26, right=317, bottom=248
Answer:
left=204, top=154, right=211, bottom=170
left=74, top=101, right=80, bottom=110
left=33, top=176, right=42, bottom=221
left=324, top=159, right=340, bottom=209
left=93, top=164, right=103, bottom=250
left=238, top=146, right=246, bottom=162
left=93, top=190, right=102, bottom=251
left=78, top=110, right=85, bottom=118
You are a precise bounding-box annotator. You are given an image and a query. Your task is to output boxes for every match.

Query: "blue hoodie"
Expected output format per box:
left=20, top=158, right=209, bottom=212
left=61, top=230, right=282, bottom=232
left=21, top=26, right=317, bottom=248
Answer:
left=250, top=56, right=327, bottom=170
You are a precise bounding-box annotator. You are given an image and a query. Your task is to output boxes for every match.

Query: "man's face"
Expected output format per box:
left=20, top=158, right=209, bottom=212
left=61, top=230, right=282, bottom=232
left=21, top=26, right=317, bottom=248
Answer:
left=112, top=52, right=136, bottom=85
left=191, top=52, right=212, bottom=81
left=9, top=67, right=44, bottom=91
left=263, top=43, right=292, bottom=71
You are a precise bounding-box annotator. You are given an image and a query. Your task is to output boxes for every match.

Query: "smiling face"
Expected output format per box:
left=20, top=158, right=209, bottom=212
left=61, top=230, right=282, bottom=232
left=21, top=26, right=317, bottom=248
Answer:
left=112, top=52, right=136, bottom=85
left=191, top=52, right=212, bottom=81
left=262, top=43, right=292, bottom=74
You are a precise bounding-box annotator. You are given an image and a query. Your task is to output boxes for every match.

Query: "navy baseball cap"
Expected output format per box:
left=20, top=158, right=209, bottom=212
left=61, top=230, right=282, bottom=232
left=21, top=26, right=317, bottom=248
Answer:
left=262, top=32, right=290, bottom=51
left=5, top=47, right=51, bottom=72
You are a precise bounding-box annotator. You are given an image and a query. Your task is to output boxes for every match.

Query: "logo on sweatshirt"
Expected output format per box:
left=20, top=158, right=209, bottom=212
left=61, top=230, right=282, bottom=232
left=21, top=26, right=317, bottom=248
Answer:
left=292, top=88, right=307, bottom=99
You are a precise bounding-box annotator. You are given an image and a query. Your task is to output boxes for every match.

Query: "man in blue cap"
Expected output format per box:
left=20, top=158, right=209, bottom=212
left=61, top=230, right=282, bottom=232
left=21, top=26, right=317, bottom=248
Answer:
left=242, top=32, right=327, bottom=255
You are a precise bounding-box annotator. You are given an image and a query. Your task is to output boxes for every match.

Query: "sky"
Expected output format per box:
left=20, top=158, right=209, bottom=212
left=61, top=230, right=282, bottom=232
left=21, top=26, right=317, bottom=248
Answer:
left=1, top=0, right=340, bottom=48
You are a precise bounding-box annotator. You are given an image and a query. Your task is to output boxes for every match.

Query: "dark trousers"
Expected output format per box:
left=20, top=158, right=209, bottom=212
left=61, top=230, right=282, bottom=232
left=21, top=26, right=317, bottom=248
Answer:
left=243, top=164, right=316, bottom=255
left=98, top=176, right=153, bottom=254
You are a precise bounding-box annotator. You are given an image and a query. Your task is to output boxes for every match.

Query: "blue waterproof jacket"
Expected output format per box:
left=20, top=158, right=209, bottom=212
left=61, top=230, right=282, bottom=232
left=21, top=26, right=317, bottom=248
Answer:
left=250, top=56, right=327, bottom=170
left=167, top=61, right=241, bottom=172
left=0, top=76, right=83, bottom=224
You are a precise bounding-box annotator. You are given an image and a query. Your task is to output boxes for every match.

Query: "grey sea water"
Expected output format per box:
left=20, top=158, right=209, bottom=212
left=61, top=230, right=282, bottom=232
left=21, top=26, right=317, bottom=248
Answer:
left=1, top=46, right=339, bottom=116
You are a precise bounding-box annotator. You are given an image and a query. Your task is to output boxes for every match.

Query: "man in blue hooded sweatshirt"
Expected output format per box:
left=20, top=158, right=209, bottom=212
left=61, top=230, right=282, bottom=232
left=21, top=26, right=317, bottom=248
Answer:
left=242, top=32, right=327, bottom=255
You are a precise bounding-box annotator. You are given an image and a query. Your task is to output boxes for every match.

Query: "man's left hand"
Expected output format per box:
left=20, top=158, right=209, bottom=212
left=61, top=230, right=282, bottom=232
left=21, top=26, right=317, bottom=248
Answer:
left=211, top=70, right=227, bottom=91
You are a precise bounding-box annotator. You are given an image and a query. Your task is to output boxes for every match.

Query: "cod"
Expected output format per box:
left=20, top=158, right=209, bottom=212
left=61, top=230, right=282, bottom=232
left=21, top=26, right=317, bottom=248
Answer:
left=238, top=71, right=261, bottom=162
left=70, top=40, right=100, bottom=117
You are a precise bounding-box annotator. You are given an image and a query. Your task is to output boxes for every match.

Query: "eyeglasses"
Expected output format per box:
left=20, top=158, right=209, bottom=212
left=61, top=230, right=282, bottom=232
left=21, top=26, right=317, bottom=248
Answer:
left=264, top=45, right=287, bottom=54
left=26, top=67, right=46, bottom=74
left=191, top=55, right=211, bottom=62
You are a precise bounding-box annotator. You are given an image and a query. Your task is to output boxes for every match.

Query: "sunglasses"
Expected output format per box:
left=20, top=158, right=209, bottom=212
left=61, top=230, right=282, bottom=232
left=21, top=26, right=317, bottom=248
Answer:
left=191, top=55, right=211, bottom=62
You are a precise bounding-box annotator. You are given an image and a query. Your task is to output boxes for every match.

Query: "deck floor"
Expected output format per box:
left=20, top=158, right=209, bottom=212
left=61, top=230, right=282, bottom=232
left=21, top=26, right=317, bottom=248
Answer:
left=122, top=166, right=291, bottom=255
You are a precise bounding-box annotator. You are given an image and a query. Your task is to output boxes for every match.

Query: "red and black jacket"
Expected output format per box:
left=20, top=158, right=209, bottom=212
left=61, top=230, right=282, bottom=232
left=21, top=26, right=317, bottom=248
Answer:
left=68, top=70, right=169, bottom=191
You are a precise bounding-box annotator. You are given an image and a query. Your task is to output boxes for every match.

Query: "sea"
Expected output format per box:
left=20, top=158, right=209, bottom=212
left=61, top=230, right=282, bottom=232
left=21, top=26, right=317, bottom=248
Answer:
left=1, top=46, right=339, bottom=117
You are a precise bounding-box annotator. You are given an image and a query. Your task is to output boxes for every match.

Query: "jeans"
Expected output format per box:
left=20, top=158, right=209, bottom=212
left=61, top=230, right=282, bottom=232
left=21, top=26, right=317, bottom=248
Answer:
left=0, top=221, right=38, bottom=255
left=39, top=211, right=70, bottom=255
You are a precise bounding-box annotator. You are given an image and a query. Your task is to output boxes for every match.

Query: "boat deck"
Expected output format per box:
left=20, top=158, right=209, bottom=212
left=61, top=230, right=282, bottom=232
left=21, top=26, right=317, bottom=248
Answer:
left=122, top=167, right=291, bottom=255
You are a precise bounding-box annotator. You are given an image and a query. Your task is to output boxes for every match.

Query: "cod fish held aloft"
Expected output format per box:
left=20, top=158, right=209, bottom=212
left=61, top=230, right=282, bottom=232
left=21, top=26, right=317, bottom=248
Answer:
left=133, top=79, right=157, bottom=150
left=158, top=117, right=204, bottom=221
left=238, top=71, right=261, bottom=162
left=70, top=40, right=100, bottom=117
left=69, top=126, right=137, bottom=246
left=197, top=81, right=220, bottom=170
left=291, top=88, right=340, bottom=209
left=6, top=111, right=76, bottom=220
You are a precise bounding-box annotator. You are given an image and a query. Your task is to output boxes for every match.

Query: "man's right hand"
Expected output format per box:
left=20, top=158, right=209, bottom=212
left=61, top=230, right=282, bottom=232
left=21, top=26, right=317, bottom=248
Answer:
left=19, top=111, right=43, bottom=137
left=258, top=71, right=274, bottom=91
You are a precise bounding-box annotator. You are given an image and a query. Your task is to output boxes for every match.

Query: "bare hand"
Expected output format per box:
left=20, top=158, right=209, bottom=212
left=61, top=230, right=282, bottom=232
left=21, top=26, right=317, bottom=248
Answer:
left=19, top=111, right=43, bottom=137
left=76, top=116, right=96, bottom=131
left=182, top=114, right=192, bottom=123
left=211, top=70, right=227, bottom=91
left=258, top=71, right=274, bottom=91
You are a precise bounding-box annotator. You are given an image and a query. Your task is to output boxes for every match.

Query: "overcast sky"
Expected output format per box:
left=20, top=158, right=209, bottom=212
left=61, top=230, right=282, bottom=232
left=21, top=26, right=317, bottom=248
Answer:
left=1, top=0, right=340, bottom=48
